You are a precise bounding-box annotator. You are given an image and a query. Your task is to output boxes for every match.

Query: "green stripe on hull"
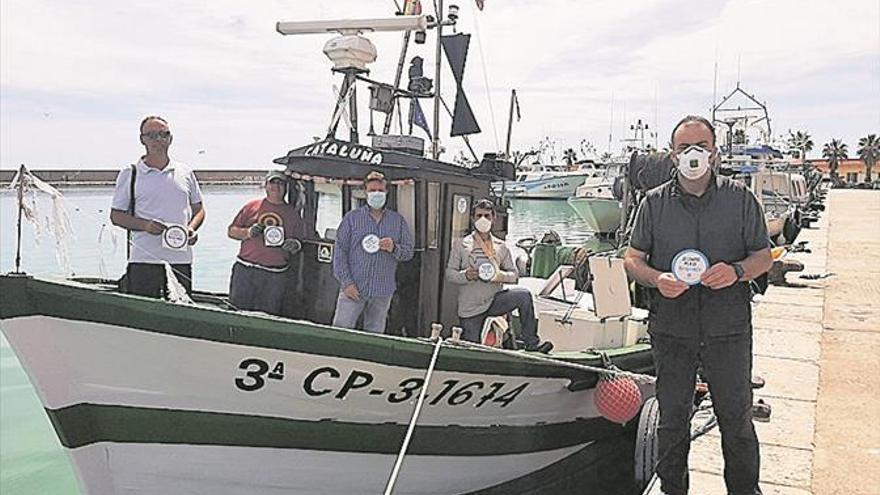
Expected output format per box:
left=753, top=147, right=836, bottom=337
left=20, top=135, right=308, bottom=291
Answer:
left=1, top=276, right=654, bottom=380
left=47, top=403, right=630, bottom=456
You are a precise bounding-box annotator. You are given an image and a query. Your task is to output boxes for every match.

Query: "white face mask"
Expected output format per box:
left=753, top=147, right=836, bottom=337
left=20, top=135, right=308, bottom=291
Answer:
left=474, top=216, right=493, bottom=233
left=676, top=145, right=712, bottom=180
left=366, top=191, right=386, bottom=209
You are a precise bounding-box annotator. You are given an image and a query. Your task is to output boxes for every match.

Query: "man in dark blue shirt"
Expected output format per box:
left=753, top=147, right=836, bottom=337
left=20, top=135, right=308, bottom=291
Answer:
left=332, top=171, right=414, bottom=333
left=624, top=116, right=772, bottom=495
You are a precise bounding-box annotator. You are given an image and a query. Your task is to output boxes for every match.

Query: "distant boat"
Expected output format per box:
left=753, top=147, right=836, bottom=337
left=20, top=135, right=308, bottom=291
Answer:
left=567, top=163, right=623, bottom=234
left=491, top=162, right=600, bottom=200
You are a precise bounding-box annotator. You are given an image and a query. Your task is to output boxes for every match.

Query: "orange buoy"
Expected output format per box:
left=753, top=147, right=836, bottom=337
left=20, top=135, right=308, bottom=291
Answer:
left=594, top=375, right=642, bottom=424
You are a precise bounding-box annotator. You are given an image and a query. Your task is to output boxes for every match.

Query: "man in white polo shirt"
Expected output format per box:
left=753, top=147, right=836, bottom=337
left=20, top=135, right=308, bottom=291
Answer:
left=110, top=115, right=205, bottom=298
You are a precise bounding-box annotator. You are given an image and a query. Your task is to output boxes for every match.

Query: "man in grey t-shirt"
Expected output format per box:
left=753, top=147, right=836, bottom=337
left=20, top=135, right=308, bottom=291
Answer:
left=110, top=116, right=205, bottom=298
left=624, top=116, right=771, bottom=495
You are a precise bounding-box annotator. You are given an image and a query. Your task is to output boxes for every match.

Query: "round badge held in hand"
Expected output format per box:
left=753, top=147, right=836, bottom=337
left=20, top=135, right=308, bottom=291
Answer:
left=478, top=262, right=496, bottom=282
left=263, top=225, right=285, bottom=247
left=162, top=224, right=189, bottom=251
left=361, top=234, right=380, bottom=254
left=672, top=249, right=710, bottom=285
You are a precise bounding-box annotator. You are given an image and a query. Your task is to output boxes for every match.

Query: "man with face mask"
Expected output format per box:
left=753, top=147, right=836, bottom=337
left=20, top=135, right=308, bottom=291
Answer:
left=227, top=170, right=305, bottom=316
left=445, top=199, right=552, bottom=352
left=110, top=115, right=205, bottom=298
left=624, top=116, right=772, bottom=495
left=331, top=171, right=414, bottom=333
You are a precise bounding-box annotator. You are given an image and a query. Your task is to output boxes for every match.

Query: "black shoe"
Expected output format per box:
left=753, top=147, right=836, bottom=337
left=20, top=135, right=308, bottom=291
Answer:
left=525, top=341, right=553, bottom=354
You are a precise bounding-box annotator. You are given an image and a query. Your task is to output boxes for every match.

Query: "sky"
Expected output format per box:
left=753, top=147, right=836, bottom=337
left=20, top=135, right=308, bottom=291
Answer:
left=1, top=0, right=878, bottom=170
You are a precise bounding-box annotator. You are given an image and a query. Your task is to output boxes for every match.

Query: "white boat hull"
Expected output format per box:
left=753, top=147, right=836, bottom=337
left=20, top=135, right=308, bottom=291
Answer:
left=567, top=197, right=622, bottom=233
left=0, top=278, right=654, bottom=495
left=491, top=175, right=590, bottom=199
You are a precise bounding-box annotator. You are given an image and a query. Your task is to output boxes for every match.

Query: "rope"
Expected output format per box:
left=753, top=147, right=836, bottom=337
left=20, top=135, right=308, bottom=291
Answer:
left=445, top=339, right=656, bottom=385
left=468, top=1, right=500, bottom=152
left=383, top=336, right=445, bottom=495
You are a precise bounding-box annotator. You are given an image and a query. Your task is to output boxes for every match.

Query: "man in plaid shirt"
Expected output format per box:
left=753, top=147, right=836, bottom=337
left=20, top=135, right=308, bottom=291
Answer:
left=332, top=171, right=414, bottom=333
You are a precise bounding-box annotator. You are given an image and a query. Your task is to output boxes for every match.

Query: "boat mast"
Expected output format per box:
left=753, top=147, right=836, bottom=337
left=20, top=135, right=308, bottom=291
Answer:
left=431, top=0, right=444, bottom=160
left=505, top=89, right=516, bottom=157
left=382, top=1, right=414, bottom=135
left=14, top=163, right=25, bottom=274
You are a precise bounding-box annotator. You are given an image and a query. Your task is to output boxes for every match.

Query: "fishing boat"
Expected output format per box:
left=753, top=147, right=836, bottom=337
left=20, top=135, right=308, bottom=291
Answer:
left=490, top=162, right=600, bottom=199
left=712, top=86, right=805, bottom=243
left=0, top=6, right=658, bottom=495
left=567, top=163, right=623, bottom=234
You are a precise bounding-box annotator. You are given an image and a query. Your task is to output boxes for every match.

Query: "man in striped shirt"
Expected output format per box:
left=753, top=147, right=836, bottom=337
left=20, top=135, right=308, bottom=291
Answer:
left=331, top=171, right=414, bottom=333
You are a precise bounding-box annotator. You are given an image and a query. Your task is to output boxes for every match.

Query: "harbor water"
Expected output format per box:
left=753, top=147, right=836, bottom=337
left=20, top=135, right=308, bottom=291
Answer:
left=0, top=186, right=597, bottom=494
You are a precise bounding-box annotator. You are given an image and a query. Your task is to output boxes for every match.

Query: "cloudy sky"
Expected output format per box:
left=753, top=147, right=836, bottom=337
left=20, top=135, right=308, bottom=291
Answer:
left=1, top=0, right=877, bottom=170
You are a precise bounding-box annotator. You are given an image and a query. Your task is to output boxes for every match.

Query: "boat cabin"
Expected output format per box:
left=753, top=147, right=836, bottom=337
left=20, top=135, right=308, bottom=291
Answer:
left=273, top=138, right=514, bottom=337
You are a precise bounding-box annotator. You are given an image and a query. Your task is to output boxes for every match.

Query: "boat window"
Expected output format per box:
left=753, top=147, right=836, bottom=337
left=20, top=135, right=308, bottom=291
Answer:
left=450, top=194, right=471, bottom=248
left=427, top=182, right=440, bottom=248
left=316, top=183, right=343, bottom=240
left=397, top=182, right=416, bottom=238
left=348, top=185, right=367, bottom=211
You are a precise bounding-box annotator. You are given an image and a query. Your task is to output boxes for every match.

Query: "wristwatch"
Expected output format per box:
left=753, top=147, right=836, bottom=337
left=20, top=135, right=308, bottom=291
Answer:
left=732, top=263, right=745, bottom=282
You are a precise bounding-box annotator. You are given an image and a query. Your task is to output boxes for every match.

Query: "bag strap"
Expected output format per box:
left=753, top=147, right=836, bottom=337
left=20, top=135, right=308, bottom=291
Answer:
left=472, top=233, right=499, bottom=269
left=126, top=164, right=137, bottom=259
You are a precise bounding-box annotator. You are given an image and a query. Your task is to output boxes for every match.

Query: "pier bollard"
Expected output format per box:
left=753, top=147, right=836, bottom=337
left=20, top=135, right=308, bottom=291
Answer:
left=451, top=326, right=463, bottom=342
left=430, top=323, right=443, bottom=341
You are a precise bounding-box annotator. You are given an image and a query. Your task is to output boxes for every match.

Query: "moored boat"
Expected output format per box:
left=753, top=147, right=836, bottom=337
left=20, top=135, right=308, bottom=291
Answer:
left=0, top=7, right=658, bottom=495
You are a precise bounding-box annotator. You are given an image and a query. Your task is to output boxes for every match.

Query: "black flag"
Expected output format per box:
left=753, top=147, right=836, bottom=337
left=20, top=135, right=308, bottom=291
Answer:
left=441, top=34, right=481, bottom=137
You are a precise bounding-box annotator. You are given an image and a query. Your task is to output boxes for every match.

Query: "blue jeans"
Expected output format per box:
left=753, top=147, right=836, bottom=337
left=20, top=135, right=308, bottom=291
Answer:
left=459, top=287, right=539, bottom=347
left=332, top=290, right=393, bottom=333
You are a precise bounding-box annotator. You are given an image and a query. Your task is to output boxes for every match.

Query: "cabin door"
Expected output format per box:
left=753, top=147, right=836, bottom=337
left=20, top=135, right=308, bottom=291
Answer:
left=439, top=187, right=473, bottom=329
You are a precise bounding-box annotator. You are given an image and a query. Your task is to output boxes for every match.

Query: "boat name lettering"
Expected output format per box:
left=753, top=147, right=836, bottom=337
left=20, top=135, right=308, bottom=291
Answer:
left=238, top=362, right=530, bottom=408
left=305, top=142, right=384, bottom=165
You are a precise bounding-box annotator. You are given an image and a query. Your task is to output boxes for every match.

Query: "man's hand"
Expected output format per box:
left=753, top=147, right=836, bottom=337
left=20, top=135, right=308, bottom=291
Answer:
left=378, top=237, right=394, bottom=253
left=701, top=262, right=738, bottom=290
left=655, top=272, right=689, bottom=298
left=248, top=223, right=265, bottom=238
left=465, top=267, right=479, bottom=281
left=187, top=228, right=199, bottom=246
left=343, top=283, right=360, bottom=301
left=281, top=238, right=302, bottom=255
left=143, top=219, right=167, bottom=235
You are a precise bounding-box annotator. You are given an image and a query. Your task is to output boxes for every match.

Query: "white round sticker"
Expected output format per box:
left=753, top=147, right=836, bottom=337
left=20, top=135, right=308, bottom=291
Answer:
left=457, top=197, right=468, bottom=214
left=672, top=249, right=710, bottom=285
left=361, top=234, right=380, bottom=254
left=478, top=262, right=497, bottom=282
left=162, top=224, right=189, bottom=251
left=264, top=226, right=285, bottom=247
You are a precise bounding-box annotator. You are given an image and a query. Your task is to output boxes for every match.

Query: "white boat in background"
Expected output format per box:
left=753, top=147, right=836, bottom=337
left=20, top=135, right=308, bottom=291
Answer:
left=567, top=163, right=624, bottom=234
left=491, top=162, right=600, bottom=199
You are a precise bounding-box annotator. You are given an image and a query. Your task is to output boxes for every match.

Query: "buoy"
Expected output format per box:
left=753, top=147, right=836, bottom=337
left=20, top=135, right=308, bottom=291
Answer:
left=594, top=374, right=642, bottom=424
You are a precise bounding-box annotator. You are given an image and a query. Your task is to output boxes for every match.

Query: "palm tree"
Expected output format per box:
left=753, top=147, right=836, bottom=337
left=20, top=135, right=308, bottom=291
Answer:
left=857, top=134, right=879, bottom=182
left=787, top=130, right=814, bottom=161
left=563, top=148, right=577, bottom=167
left=822, top=139, right=848, bottom=183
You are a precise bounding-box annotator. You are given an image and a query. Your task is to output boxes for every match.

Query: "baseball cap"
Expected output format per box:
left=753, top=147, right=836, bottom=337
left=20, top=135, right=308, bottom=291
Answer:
left=265, top=170, right=287, bottom=182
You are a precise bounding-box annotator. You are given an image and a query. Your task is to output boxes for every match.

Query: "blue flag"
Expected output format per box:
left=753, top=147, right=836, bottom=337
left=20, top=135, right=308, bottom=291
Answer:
left=412, top=99, right=432, bottom=139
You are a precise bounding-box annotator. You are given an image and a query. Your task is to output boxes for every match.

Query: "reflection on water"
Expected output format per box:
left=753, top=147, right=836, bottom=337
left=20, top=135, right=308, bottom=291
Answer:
left=0, top=187, right=595, bottom=494
left=506, top=198, right=596, bottom=246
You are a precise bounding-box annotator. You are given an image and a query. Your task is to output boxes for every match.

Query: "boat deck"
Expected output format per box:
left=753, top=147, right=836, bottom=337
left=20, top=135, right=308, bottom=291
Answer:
left=687, top=189, right=880, bottom=494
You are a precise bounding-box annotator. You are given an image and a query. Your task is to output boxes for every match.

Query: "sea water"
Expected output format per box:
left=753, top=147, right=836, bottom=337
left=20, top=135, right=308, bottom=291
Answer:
left=0, top=186, right=595, bottom=494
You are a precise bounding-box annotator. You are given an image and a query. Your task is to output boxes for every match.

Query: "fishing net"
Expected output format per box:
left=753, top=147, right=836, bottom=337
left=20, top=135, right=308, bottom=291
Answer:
left=96, top=223, right=120, bottom=279
left=8, top=169, right=75, bottom=275
left=164, top=262, right=193, bottom=305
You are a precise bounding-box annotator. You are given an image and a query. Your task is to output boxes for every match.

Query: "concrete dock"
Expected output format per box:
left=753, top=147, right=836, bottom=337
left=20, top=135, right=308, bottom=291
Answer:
left=688, top=189, right=880, bottom=494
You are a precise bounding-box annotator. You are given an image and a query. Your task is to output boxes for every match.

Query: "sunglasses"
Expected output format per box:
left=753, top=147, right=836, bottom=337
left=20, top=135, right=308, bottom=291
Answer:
left=142, top=131, right=172, bottom=140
